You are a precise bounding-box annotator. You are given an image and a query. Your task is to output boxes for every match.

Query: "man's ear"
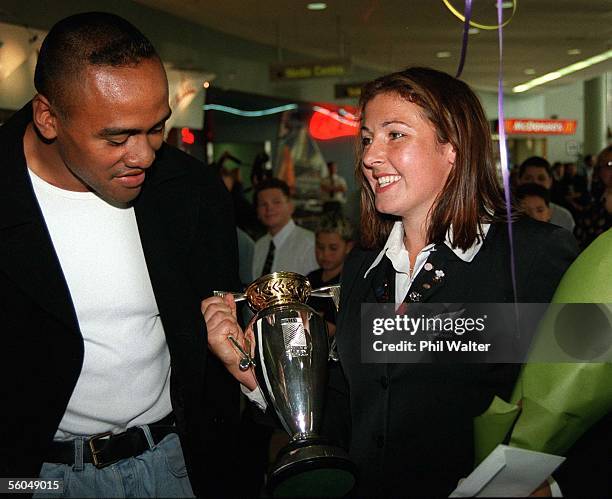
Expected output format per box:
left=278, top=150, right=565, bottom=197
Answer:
left=288, top=199, right=295, bottom=216
left=32, top=94, right=59, bottom=141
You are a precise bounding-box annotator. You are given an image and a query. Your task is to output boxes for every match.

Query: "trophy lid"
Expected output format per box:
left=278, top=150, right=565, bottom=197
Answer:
left=245, top=272, right=312, bottom=312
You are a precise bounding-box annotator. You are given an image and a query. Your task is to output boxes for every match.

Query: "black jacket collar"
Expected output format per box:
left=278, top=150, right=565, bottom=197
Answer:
left=0, top=102, right=80, bottom=331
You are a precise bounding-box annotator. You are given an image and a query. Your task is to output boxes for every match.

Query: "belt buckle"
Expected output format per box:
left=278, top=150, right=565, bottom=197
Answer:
left=88, top=431, right=116, bottom=469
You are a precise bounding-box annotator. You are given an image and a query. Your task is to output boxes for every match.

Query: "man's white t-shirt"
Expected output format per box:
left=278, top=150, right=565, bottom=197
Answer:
left=28, top=169, right=172, bottom=440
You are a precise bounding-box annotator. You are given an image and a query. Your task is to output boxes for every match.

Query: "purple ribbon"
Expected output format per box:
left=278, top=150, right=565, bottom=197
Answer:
left=455, top=0, right=473, bottom=78
left=497, top=3, right=518, bottom=305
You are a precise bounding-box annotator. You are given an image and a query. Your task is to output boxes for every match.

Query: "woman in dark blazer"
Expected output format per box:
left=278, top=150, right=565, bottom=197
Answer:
left=202, top=68, right=578, bottom=497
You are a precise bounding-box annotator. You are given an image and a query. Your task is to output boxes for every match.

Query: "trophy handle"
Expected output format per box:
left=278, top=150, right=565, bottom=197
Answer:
left=310, top=284, right=341, bottom=312
left=213, top=290, right=248, bottom=302
left=310, top=285, right=341, bottom=362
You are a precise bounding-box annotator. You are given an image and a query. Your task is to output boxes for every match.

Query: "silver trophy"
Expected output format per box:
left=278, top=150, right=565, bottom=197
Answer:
left=215, top=272, right=355, bottom=497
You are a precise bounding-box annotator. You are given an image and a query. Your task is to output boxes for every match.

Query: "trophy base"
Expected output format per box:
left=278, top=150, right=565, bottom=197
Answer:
left=267, top=439, right=356, bottom=497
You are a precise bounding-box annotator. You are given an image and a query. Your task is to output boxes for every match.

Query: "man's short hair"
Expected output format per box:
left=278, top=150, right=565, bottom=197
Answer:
left=518, top=156, right=552, bottom=179
left=254, top=178, right=291, bottom=205
left=515, top=183, right=551, bottom=206
left=34, top=12, right=159, bottom=114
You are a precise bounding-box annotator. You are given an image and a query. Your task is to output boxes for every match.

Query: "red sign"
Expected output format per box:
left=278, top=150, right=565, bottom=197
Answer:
left=181, top=127, right=195, bottom=145
left=308, top=105, right=359, bottom=140
left=505, top=119, right=577, bottom=135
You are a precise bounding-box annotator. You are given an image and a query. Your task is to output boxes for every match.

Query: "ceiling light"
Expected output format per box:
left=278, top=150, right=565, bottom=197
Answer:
left=436, top=51, right=452, bottom=58
left=513, top=49, right=612, bottom=93
left=495, top=1, right=514, bottom=8
left=524, top=68, right=536, bottom=75
left=202, top=81, right=210, bottom=89
left=468, top=28, right=480, bottom=35
left=307, top=2, right=327, bottom=10
left=567, top=48, right=581, bottom=56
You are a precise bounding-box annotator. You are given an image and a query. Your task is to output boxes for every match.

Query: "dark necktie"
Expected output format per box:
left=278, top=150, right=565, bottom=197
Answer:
left=261, top=240, right=275, bottom=276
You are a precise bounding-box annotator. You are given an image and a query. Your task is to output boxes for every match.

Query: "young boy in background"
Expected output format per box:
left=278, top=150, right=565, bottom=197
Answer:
left=516, top=183, right=553, bottom=224
left=307, top=217, right=354, bottom=336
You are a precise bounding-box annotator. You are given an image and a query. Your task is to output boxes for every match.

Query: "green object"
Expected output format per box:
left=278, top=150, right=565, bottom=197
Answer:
left=508, top=362, right=612, bottom=456
left=473, top=396, right=520, bottom=465
left=553, top=228, right=612, bottom=303
left=474, top=229, right=612, bottom=463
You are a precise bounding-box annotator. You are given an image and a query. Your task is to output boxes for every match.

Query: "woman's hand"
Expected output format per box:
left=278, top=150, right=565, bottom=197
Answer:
left=326, top=320, right=337, bottom=336
left=529, top=480, right=552, bottom=496
left=201, top=293, right=257, bottom=391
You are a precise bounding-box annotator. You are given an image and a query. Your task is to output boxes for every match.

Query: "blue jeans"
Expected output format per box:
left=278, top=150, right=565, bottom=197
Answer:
left=34, top=430, right=194, bottom=498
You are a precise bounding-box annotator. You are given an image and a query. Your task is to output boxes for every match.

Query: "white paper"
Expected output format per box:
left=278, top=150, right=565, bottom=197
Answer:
left=449, top=444, right=565, bottom=497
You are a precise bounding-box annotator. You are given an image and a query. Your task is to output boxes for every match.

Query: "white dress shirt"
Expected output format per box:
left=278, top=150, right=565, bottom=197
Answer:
left=364, top=221, right=489, bottom=305
left=252, top=219, right=318, bottom=278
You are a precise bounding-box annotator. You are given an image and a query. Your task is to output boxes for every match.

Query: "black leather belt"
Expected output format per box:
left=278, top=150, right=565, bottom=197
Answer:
left=46, top=413, right=177, bottom=469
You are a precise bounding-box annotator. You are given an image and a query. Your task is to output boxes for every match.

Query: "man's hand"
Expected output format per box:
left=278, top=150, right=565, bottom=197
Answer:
left=201, top=294, right=257, bottom=390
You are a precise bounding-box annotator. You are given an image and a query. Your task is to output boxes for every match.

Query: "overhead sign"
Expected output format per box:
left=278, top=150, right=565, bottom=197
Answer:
left=270, top=60, right=350, bottom=81
left=334, top=82, right=366, bottom=99
left=505, top=119, right=577, bottom=135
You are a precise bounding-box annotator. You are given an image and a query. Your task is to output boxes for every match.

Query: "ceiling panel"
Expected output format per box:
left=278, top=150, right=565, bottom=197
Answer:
left=137, top=1, right=611, bottom=91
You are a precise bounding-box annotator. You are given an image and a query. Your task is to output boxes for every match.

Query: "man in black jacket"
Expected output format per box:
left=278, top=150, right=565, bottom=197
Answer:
left=0, top=12, right=239, bottom=497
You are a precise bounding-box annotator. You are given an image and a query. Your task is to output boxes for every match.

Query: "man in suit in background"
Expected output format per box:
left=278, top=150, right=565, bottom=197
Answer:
left=0, top=12, right=239, bottom=497
left=252, top=178, right=318, bottom=278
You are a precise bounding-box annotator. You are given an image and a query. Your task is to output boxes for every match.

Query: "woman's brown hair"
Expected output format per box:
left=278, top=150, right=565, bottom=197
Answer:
left=356, top=67, right=508, bottom=250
